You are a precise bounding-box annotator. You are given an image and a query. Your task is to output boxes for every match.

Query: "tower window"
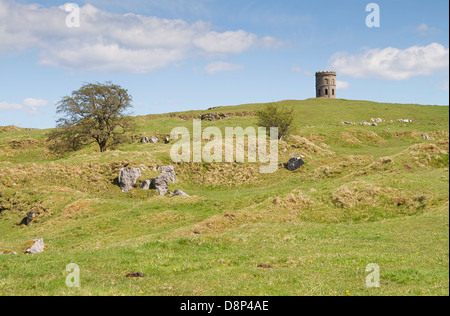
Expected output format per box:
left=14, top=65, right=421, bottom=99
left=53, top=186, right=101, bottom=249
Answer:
left=325, top=89, right=328, bottom=95
left=325, top=79, right=329, bottom=84
left=332, top=89, right=335, bottom=95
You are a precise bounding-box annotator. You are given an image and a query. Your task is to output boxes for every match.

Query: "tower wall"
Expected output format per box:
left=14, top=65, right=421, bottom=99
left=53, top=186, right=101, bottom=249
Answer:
left=316, top=71, right=336, bottom=99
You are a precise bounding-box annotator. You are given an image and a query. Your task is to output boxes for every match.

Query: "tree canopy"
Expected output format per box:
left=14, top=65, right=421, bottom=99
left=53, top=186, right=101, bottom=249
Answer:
left=49, top=82, right=133, bottom=153
left=256, top=103, right=296, bottom=140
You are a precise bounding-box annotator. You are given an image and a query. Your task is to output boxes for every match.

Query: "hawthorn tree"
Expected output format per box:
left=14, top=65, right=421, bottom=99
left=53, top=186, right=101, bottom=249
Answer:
left=49, top=82, right=133, bottom=153
left=256, top=103, right=296, bottom=140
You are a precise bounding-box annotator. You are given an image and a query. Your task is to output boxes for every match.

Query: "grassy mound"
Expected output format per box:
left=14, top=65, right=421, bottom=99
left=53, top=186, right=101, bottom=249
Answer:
left=0, top=98, right=448, bottom=296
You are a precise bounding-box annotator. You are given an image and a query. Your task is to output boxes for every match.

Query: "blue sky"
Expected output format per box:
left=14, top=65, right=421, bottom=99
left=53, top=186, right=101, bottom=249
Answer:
left=0, top=0, right=448, bottom=128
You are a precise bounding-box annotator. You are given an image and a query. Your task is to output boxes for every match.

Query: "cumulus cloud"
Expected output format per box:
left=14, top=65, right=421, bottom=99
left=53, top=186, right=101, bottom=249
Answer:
left=329, top=43, right=449, bottom=81
left=0, top=0, right=281, bottom=73
left=0, top=98, right=51, bottom=114
left=205, top=61, right=244, bottom=74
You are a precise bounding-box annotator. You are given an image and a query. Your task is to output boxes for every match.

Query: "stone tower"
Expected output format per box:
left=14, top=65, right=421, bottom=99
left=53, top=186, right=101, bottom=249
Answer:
left=316, top=71, right=336, bottom=99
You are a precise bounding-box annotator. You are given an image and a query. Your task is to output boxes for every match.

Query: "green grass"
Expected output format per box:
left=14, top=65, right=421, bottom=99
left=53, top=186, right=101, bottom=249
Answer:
left=0, top=98, right=448, bottom=296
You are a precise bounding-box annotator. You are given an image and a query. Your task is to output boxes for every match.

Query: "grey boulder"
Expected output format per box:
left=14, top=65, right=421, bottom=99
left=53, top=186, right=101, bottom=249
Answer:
left=158, top=165, right=176, bottom=183
left=150, top=136, right=159, bottom=143
left=171, top=190, right=190, bottom=197
left=24, top=238, right=45, bottom=254
left=119, top=168, right=142, bottom=193
left=151, top=175, right=169, bottom=196
left=140, top=180, right=151, bottom=190
left=287, top=157, right=305, bottom=171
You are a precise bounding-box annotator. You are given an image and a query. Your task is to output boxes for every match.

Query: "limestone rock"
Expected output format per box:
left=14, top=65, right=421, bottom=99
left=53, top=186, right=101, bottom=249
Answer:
left=24, top=238, right=45, bottom=254
left=141, top=137, right=149, bottom=143
left=140, top=180, right=151, bottom=190
left=171, top=190, right=190, bottom=197
left=158, top=165, right=176, bottom=183
left=287, top=157, right=305, bottom=171
left=151, top=175, right=169, bottom=196
left=150, top=136, right=159, bottom=143
left=119, top=168, right=142, bottom=193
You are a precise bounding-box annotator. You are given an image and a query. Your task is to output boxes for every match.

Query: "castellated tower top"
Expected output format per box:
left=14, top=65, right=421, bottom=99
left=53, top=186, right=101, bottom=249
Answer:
left=315, top=71, right=336, bottom=99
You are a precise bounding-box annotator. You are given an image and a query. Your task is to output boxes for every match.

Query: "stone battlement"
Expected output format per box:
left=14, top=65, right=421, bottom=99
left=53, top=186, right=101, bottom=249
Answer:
left=316, top=71, right=336, bottom=75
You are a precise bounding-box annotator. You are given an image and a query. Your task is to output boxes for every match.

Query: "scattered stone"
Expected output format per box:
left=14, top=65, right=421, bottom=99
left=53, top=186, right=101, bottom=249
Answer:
left=125, top=272, right=145, bottom=278
left=158, top=165, right=176, bottom=183
left=286, top=157, right=305, bottom=171
left=165, top=137, right=170, bottom=144
left=398, top=119, right=413, bottom=123
left=151, top=175, right=169, bottom=196
left=150, top=136, right=159, bottom=143
left=24, top=238, right=45, bottom=254
left=422, top=135, right=433, bottom=141
left=140, top=180, right=151, bottom=190
left=26, top=212, right=36, bottom=226
left=119, top=168, right=142, bottom=193
left=141, top=137, right=149, bottom=143
left=170, top=190, right=190, bottom=197
left=257, top=264, right=273, bottom=269
left=371, top=118, right=383, bottom=123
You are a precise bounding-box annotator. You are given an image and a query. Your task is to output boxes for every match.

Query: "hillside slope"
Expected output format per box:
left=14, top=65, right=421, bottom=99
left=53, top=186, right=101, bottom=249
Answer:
left=0, top=99, right=448, bottom=296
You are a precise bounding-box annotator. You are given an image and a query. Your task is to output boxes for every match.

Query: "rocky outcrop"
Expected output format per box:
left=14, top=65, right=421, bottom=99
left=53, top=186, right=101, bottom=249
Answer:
left=24, top=238, right=45, bottom=254
left=151, top=175, right=169, bottom=196
left=119, top=168, right=142, bottom=193
left=141, top=137, right=149, bottom=143
left=158, top=165, right=176, bottom=183
left=150, top=136, right=159, bottom=143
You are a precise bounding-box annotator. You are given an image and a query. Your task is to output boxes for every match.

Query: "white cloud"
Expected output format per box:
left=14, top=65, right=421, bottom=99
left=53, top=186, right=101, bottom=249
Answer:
left=205, top=61, right=244, bottom=75
left=0, top=0, right=281, bottom=73
left=415, top=24, right=440, bottom=36
left=329, top=43, right=449, bottom=81
left=336, top=80, right=350, bottom=90
left=0, top=98, right=51, bottom=114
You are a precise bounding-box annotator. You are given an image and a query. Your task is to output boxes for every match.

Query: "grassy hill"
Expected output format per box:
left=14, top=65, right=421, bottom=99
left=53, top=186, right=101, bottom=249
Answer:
left=0, top=98, right=448, bottom=296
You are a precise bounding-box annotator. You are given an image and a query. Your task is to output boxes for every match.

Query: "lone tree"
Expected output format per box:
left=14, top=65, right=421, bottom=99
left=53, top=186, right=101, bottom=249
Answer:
left=50, top=82, right=133, bottom=153
left=256, top=103, right=296, bottom=140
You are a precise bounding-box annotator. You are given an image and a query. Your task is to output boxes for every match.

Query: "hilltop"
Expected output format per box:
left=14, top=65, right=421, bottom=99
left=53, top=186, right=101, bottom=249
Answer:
left=0, top=98, right=448, bottom=296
